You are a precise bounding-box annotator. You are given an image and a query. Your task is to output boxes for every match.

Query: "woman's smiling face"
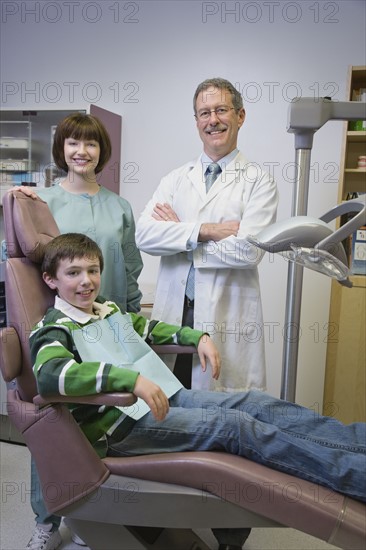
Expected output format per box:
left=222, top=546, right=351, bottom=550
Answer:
left=63, top=138, right=101, bottom=180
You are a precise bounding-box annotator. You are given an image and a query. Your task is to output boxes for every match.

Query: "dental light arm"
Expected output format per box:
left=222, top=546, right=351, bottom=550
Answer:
left=287, top=97, right=366, bottom=149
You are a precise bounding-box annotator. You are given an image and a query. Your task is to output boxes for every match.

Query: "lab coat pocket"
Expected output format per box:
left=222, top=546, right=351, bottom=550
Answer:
left=153, top=284, right=181, bottom=323
left=215, top=286, right=259, bottom=338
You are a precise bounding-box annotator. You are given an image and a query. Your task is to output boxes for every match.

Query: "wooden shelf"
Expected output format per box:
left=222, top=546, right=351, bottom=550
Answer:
left=350, top=274, right=366, bottom=288
left=323, top=65, right=366, bottom=424
left=347, top=131, right=366, bottom=142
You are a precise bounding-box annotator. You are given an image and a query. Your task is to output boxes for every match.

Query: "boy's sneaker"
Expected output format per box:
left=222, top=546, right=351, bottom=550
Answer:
left=71, top=532, right=87, bottom=546
left=26, top=524, right=62, bottom=550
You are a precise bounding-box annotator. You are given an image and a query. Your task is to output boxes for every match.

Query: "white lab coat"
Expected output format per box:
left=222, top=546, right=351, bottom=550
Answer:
left=136, top=152, right=279, bottom=392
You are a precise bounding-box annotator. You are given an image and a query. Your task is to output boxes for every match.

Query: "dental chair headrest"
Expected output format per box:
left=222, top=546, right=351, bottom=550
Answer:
left=4, top=192, right=60, bottom=263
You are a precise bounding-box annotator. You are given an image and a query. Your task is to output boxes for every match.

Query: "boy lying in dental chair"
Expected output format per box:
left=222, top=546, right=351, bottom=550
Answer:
left=30, top=233, right=366, bottom=504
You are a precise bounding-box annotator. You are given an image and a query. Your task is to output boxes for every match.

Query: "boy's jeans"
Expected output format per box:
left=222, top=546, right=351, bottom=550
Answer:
left=108, top=389, right=366, bottom=503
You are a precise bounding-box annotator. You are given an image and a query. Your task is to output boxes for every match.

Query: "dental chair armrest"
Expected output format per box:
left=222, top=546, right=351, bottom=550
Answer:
left=151, top=344, right=197, bottom=354
left=33, top=392, right=137, bottom=407
left=32, top=345, right=196, bottom=407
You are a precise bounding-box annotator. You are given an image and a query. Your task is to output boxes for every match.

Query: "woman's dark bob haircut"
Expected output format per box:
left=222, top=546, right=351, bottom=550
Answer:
left=52, top=113, right=112, bottom=174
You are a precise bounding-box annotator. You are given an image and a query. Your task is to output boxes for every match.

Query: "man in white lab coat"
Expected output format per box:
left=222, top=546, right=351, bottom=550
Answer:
left=136, top=78, right=278, bottom=395
left=136, top=77, right=279, bottom=550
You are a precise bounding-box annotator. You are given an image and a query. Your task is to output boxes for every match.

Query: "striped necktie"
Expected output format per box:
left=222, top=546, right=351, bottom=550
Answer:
left=205, top=162, right=222, bottom=192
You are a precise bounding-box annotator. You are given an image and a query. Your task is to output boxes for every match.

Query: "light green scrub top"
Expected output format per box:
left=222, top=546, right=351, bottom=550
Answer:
left=37, top=184, right=143, bottom=311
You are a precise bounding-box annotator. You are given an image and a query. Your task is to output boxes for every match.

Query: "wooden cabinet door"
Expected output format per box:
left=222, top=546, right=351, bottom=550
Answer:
left=90, top=105, right=122, bottom=195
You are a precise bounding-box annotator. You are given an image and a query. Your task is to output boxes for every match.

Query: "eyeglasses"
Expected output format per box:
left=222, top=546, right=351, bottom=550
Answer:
left=195, top=107, right=236, bottom=121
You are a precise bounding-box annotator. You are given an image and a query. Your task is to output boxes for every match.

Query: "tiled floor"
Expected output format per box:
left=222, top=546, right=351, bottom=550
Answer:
left=0, top=441, right=340, bottom=550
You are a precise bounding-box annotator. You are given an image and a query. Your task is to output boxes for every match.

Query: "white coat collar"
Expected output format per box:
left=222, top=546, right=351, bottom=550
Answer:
left=187, top=151, right=249, bottom=200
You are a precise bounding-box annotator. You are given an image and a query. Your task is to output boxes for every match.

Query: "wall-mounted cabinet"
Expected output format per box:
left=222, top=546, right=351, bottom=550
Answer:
left=0, top=121, right=34, bottom=177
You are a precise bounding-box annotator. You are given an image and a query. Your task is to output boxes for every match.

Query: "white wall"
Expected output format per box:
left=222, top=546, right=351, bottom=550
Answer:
left=1, top=0, right=365, bottom=407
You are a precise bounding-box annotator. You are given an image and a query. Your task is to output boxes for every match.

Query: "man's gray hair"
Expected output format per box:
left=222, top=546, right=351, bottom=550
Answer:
left=193, top=78, right=243, bottom=114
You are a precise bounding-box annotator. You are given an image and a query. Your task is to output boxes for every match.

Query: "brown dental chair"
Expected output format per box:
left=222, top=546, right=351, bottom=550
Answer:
left=0, top=191, right=365, bottom=550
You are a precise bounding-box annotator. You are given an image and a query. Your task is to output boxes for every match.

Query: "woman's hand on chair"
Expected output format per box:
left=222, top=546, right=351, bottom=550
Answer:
left=8, top=186, right=39, bottom=200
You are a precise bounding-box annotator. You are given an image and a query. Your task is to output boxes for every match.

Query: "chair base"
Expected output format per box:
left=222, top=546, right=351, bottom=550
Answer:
left=65, top=519, right=213, bottom=550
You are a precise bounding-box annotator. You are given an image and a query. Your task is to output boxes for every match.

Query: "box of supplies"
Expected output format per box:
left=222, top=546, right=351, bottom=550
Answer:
left=0, top=137, right=29, bottom=149
left=350, top=225, right=366, bottom=275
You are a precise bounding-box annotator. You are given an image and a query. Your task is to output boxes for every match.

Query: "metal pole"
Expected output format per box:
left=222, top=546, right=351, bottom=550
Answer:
left=281, top=148, right=311, bottom=402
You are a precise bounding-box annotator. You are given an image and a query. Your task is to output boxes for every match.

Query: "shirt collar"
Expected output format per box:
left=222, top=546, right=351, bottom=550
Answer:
left=201, top=148, right=239, bottom=174
left=54, top=295, right=114, bottom=324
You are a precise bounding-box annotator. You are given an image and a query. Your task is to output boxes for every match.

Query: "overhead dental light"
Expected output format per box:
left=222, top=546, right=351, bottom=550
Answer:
left=247, top=196, right=365, bottom=288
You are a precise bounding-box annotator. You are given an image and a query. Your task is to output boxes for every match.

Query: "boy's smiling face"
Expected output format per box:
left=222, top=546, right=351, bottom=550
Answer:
left=43, top=256, right=101, bottom=315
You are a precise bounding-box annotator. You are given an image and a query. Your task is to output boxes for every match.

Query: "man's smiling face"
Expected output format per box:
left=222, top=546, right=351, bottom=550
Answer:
left=195, top=86, right=245, bottom=162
